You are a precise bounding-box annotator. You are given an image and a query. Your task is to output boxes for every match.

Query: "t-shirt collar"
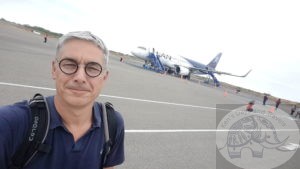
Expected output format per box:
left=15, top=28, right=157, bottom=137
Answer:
left=46, top=96, right=102, bottom=129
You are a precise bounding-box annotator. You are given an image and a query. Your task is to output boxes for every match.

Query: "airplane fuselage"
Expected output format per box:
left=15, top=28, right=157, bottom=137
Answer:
left=131, top=47, right=216, bottom=76
left=131, top=46, right=251, bottom=86
left=131, top=46, right=151, bottom=62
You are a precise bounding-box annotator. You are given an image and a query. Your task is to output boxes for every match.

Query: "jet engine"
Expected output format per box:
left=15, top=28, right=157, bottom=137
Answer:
left=175, top=65, right=190, bottom=76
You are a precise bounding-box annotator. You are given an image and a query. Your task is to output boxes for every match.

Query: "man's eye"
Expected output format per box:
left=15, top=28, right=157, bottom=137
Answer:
left=87, top=66, right=100, bottom=72
left=63, top=63, right=77, bottom=69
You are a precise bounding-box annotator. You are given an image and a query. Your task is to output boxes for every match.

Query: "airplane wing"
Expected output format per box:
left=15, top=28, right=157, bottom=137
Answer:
left=189, top=66, right=252, bottom=78
left=213, top=69, right=252, bottom=77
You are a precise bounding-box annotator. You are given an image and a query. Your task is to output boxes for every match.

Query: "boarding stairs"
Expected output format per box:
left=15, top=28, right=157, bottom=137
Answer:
left=148, top=52, right=165, bottom=73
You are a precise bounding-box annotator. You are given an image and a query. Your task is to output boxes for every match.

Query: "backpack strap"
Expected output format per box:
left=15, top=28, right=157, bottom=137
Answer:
left=9, top=94, right=51, bottom=169
left=101, top=102, right=118, bottom=165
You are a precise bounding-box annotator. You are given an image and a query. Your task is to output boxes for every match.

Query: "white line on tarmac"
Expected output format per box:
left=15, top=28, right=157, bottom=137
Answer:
left=0, top=82, right=215, bottom=110
left=1, top=82, right=300, bottom=134
left=100, top=94, right=216, bottom=109
left=125, top=129, right=300, bottom=133
left=125, top=129, right=210, bottom=133
left=0, top=82, right=55, bottom=91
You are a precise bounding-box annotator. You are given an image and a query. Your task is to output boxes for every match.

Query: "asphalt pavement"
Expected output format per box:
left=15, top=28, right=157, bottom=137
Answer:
left=1, top=21, right=299, bottom=169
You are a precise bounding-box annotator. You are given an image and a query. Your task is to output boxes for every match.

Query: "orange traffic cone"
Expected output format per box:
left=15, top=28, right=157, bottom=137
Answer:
left=223, top=91, right=228, bottom=97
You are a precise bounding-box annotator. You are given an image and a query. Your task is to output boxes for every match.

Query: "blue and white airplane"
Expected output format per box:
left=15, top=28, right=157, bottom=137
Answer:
left=131, top=46, right=251, bottom=86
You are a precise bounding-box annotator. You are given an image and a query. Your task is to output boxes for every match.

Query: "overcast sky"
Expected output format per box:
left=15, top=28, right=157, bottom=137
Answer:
left=1, top=0, right=299, bottom=102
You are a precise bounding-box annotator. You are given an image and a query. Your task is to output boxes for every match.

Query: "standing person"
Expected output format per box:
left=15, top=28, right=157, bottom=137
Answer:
left=275, top=98, right=281, bottom=110
left=295, top=108, right=300, bottom=119
left=291, top=105, right=297, bottom=116
left=0, top=31, right=125, bottom=169
left=263, top=94, right=268, bottom=105
left=44, top=33, right=48, bottom=43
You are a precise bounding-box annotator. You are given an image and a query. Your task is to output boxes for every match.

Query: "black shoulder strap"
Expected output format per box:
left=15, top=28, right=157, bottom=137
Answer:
left=101, top=102, right=118, bottom=165
left=10, top=94, right=51, bottom=169
left=105, top=102, right=118, bottom=146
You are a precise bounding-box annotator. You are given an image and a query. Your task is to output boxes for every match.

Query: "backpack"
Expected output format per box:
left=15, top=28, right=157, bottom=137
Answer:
left=9, top=94, right=118, bottom=169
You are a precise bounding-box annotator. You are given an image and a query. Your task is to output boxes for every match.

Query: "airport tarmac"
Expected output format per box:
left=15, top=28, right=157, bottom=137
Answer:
left=1, top=21, right=299, bottom=169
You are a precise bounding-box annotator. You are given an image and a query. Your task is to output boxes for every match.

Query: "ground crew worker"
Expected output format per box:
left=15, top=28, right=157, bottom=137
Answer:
left=246, top=100, right=255, bottom=112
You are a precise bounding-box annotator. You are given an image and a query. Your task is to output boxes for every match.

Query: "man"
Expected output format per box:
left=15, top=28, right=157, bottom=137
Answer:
left=246, top=100, right=255, bottom=112
left=291, top=105, right=296, bottom=116
left=295, top=108, right=300, bottom=119
left=275, top=98, right=281, bottom=110
left=44, top=33, right=48, bottom=43
left=0, top=31, right=125, bottom=169
left=263, top=94, right=268, bottom=105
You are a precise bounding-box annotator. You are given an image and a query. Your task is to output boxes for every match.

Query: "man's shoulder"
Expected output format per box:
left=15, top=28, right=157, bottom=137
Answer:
left=98, top=102, right=124, bottom=126
left=114, top=110, right=124, bottom=128
left=0, top=100, right=30, bottom=120
left=103, top=103, right=124, bottom=129
left=0, top=100, right=30, bottom=143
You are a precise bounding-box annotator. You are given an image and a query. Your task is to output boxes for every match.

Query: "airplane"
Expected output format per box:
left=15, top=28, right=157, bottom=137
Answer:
left=130, top=46, right=252, bottom=86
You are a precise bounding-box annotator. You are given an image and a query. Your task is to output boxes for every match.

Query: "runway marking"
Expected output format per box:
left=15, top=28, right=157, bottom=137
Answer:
left=0, top=82, right=216, bottom=110
left=125, top=129, right=300, bottom=133
left=1, top=82, right=300, bottom=115
left=100, top=94, right=216, bottom=109
left=1, top=82, right=300, bottom=134
left=0, top=82, right=55, bottom=91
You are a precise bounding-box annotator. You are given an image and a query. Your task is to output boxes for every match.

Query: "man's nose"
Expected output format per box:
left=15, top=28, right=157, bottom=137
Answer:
left=73, top=66, right=87, bottom=83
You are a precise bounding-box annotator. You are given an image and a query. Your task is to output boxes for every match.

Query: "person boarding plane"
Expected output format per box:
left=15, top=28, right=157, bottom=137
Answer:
left=131, top=46, right=251, bottom=86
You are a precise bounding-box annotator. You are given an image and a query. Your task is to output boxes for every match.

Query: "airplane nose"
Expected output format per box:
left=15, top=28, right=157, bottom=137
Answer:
left=131, top=50, right=137, bottom=56
left=130, top=47, right=149, bottom=59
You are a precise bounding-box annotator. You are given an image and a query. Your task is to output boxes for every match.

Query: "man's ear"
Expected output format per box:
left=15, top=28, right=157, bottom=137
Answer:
left=103, top=71, right=109, bottom=81
left=51, top=60, right=57, bottom=80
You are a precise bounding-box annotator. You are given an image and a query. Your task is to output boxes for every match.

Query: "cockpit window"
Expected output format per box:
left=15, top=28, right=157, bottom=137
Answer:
left=138, top=46, right=146, bottom=50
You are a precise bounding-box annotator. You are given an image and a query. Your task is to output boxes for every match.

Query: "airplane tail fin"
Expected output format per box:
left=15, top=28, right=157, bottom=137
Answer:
left=207, top=53, right=222, bottom=69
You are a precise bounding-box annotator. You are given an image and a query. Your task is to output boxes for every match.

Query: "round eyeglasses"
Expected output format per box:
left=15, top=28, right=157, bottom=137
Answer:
left=57, top=58, right=103, bottom=78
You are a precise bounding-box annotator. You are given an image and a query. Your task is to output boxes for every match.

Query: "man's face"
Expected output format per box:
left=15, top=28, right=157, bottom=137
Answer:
left=52, top=39, right=108, bottom=107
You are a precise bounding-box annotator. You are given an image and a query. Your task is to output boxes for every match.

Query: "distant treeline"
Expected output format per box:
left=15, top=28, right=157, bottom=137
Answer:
left=1, top=18, right=62, bottom=38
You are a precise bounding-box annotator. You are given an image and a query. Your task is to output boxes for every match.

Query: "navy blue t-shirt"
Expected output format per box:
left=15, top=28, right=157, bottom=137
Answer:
left=0, top=96, right=125, bottom=169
